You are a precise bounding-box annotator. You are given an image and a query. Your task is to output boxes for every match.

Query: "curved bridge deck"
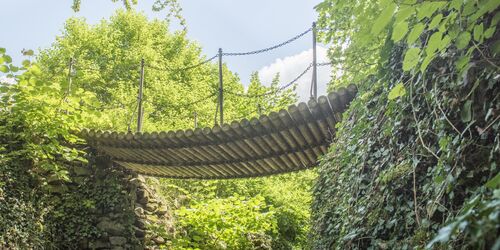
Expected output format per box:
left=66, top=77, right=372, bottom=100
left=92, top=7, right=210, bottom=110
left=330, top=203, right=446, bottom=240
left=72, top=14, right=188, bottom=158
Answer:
left=81, top=85, right=357, bottom=179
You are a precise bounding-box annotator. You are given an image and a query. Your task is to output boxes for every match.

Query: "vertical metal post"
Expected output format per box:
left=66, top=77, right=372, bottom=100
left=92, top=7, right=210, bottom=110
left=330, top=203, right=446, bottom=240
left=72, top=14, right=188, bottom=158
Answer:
left=194, top=111, right=198, bottom=128
left=218, top=48, right=224, bottom=125
left=137, top=58, right=145, bottom=133
left=312, top=22, right=318, bottom=100
left=257, top=104, right=262, bottom=116
left=67, top=57, right=74, bottom=95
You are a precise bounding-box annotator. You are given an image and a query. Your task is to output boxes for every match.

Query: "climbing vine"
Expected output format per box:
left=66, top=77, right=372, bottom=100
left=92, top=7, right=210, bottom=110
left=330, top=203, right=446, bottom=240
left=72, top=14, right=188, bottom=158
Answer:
left=313, top=0, right=499, bottom=249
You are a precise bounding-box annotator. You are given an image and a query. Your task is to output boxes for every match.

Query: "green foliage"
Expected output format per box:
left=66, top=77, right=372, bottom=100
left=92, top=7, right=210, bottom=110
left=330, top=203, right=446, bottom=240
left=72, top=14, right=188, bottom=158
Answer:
left=313, top=0, right=499, bottom=249
left=174, top=195, right=276, bottom=249
left=0, top=48, right=96, bottom=247
left=158, top=170, right=316, bottom=249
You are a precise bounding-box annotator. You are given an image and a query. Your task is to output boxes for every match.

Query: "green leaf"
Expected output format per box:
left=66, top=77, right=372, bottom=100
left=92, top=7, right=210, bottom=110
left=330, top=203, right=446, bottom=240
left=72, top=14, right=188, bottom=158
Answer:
left=388, top=83, right=406, bottom=100
left=0, top=65, right=8, bottom=73
left=439, top=35, right=451, bottom=51
left=420, top=54, right=434, bottom=72
left=417, top=1, right=446, bottom=20
left=395, top=6, right=415, bottom=22
left=371, top=3, right=397, bottom=35
left=456, top=55, right=470, bottom=72
left=22, top=60, right=31, bottom=68
left=3, top=55, right=12, bottom=63
left=470, top=0, right=500, bottom=21
left=428, top=14, right=443, bottom=30
left=460, top=100, right=472, bottom=122
left=426, top=32, right=443, bottom=55
left=407, top=23, right=425, bottom=44
left=485, top=172, right=500, bottom=189
left=473, top=23, right=484, bottom=42
left=484, top=26, right=496, bottom=39
left=456, top=32, right=471, bottom=49
left=403, top=47, right=421, bottom=71
left=0, top=48, right=5, bottom=54
left=22, top=49, right=34, bottom=56
left=392, top=21, right=409, bottom=42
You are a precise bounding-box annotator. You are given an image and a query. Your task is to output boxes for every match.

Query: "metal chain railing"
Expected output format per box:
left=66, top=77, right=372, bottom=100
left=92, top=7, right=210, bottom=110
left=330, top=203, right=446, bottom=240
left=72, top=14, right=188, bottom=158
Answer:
left=222, top=27, right=312, bottom=56
left=145, top=54, right=218, bottom=72
left=224, top=61, right=332, bottom=99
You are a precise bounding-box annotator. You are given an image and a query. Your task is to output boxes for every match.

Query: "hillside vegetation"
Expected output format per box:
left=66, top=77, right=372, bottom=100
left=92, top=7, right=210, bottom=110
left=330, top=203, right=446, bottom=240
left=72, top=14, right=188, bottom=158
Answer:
left=312, top=0, right=499, bottom=249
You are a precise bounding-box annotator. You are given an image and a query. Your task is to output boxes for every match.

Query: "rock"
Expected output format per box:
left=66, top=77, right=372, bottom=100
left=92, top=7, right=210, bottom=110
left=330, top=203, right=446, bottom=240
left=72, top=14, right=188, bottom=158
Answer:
left=145, top=202, right=158, bottom=212
left=134, top=207, right=145, bottom=217
left=130, top=176, right=145, bottom=186
left=91, top=240, right=110, bottom=249
left=139, top=196, right=149, bottom=205
left=109, top=236, right=127, bottom=246
left=156, top=206, right=169, bottom=216
left=135, top=218, right=148, bottom=229
left=153, top=236, right=166, bottom=244
left=137, top=188, right=149, bottom=200
left=134, top=226, right=146, bottom=238
left=111, top=247, right=124, bottom=250
left=97, top=219, right=126, bottom=236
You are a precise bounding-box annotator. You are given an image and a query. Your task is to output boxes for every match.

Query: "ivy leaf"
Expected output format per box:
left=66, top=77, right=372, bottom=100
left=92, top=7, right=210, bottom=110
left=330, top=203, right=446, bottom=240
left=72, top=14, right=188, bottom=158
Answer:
left=420, top=54, right=434, bottom=72
left=425, top=31, right=443, bottom=55
left=484, top=26, right=496, bottom=39
left=460, top=100, right=472, bottom=122
left=485, top=172, right=500, bottom=189
left=392, top=21, right=409, bottom=42
left=417, top=1, right=446, bottom=20
left=403, top=47, right=421, bottom=71
left=428, top=14, right=443, bottom=30
left=473, top=23, right=484, bottom=42
left=388, top=83, right=406, bottom=100
left=456, top=32, right=471, bottom=49
left=371, top=3, right=397, bottom=35
left=407, top=23, right=425, bottom=44
left=439, top=35, right=451, bottom=51
left=395, top=6, right=415, bottom=22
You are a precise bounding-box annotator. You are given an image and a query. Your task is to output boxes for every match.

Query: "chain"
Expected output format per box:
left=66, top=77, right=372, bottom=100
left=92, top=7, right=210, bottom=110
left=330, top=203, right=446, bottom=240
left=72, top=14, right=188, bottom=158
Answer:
left=146, top=92, right=217, bottom=110
left=316, top=61, right=332, bottom=66
left=226, top=63, right=313, bottom=98
left=145, top=54, right=218, bottom=72
left=222, top=27, right=312, bottom=56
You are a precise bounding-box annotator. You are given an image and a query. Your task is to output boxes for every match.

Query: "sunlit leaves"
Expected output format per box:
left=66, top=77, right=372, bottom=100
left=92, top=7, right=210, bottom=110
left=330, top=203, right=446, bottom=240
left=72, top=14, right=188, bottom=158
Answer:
left=3, top=55, right=12, bottom=63
left=428, top=14, right=443, bottom=30
left=0, top=65, right=8, bottom=73
left=392, top=21, right=408, bottom=42
left=473, top=23, right=484, bottom=42
left=416, top=1, right=446, bottom=20
left=403, top=47, right=420, bottom=71
left=371, top=2, right=396, bottom=35
left=456, top=32, right=471, bottom=49
left=388, top=83, right=406, bottom=100
left=426, top=32, right=443, bottom=55
left=407, top=23, right=425, bottom=44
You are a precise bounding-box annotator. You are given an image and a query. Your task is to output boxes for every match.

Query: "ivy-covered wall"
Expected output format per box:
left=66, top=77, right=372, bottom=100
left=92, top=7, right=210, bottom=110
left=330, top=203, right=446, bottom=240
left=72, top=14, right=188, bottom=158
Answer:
left=0, top=128, right=173, bottom=250
left=311, top=4, right=499, bottom=249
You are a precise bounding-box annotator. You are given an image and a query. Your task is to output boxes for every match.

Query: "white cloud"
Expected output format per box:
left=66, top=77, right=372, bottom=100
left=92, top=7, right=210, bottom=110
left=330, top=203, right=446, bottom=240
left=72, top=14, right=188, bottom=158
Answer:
left=258, top=46, right=331, bottom=102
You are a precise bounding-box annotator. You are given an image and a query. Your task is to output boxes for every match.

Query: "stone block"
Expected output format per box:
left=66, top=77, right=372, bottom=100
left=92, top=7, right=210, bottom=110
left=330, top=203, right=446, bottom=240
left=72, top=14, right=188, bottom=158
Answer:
left=109, top=236, right=127, bottom=246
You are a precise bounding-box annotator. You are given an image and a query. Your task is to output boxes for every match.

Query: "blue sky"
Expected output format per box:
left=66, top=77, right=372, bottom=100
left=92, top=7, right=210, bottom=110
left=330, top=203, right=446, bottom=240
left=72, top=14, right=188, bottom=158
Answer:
left=0, top=0, right=330, bottom=100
